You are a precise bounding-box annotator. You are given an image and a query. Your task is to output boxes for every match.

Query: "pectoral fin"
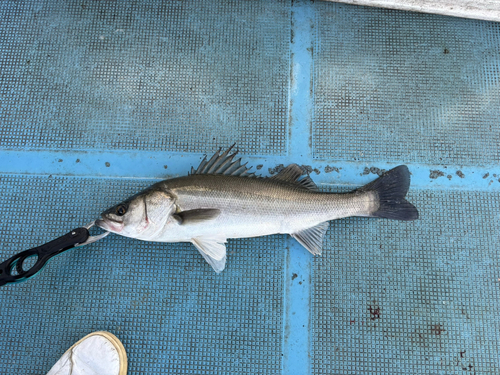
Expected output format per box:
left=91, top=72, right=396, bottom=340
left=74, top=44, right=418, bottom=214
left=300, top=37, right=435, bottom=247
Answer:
left=174, top=209, right=221, bottom=225
left=291, top=222, right=329, bottom=255
left=191, top=235, right=227, bottom=273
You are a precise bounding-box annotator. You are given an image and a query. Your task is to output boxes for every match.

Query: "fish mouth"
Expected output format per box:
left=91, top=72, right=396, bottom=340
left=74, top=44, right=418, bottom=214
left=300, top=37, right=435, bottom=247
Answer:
left=95, top=218, right=124, bottom=233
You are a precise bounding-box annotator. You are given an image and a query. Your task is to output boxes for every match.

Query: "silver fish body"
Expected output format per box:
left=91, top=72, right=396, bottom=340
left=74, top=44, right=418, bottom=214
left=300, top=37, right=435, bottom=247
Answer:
left=151, top=175, right=376, bottom=241
left=97, top=148, right=418, bottom=272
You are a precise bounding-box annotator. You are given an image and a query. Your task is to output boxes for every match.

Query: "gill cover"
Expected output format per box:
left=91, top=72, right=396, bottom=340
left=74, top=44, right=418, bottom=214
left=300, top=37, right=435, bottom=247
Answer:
left=98, top=188, right=175, bottom=239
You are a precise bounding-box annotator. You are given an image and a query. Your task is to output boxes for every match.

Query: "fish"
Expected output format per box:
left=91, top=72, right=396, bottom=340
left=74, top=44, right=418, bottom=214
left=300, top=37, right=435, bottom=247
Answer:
left=96, top=146, right=418, bottom=273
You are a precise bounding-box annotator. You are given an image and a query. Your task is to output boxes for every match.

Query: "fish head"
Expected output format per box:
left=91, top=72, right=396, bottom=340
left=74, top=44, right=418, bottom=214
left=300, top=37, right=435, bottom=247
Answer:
left=96, top=188, right=175, bottom=238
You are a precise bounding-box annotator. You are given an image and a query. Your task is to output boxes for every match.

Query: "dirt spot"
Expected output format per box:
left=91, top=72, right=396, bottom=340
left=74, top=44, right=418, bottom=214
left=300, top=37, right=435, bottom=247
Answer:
left=301, top=165, right=320, bottom=175
left=301, top=165, right=313, bottom=174
left=163, top=165, right=168, bottom=169
left=291, top=273, right=298, bottom=281
left=456, top=170, right=465, bottom=178
left=105, top=162, right=111, bottom=167
left=444, top=48, right=450, bottom=54
left=58, top=159, right=63, bottom=162
left=368, top=302, right=381, bottom=320
left=362, top=167, right=386, bottom=176
left=268, top=164, right=284, bottom=175
left=76, top=159, right=80, bottom=163
left=460, top=308, right=470, bottom=319
left=324, top=165, right=340, bottom=173
left=430, top=324, right=445, bottom=336
left=447, top=175, right=452, bottom=180
left=483, top=173, right=489, bottom=179
left=430, top=170, right=445, bottom=179
left=256, top=164, right=263, bottom=170
left=370, top=167, right=386, bottom=177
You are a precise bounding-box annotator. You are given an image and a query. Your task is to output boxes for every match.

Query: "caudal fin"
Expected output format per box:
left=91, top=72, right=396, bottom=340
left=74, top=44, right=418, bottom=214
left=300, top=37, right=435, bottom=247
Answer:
left=359, top=165, right=419, bottom=221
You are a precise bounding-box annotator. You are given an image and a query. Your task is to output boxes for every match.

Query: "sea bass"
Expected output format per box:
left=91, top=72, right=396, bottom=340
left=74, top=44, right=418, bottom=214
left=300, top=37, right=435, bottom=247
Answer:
left=96, top=147, right=418, bottom=273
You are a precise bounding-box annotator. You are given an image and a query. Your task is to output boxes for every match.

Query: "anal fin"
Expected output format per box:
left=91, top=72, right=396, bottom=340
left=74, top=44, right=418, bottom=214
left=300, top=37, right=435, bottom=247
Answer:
left=291, top=222, right=329, bottom=255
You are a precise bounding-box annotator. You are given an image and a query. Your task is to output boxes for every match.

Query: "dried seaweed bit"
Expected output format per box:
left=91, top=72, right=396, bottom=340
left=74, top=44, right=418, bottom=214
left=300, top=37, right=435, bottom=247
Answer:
left=429, top=170, right=445, bottom=179
left=324, top=165, right=339, bottom=173
left=268, top=164, right=285, bottom=175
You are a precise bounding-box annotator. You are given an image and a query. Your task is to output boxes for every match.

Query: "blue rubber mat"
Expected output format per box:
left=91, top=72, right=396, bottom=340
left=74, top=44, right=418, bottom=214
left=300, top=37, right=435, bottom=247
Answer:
left=312, top=189, right=500, bottom=374
left=0, top=176, right=285, bottom=374
left=1, top=1, right=500, bottom=374
left=312, top=4, right=500, bottom=165
left=0, top=0, right=289, bottom=154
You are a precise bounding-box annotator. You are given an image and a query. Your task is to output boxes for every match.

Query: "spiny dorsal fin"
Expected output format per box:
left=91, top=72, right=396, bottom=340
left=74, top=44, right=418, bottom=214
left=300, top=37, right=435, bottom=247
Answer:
left=191, top=235, right=227, bottom=273
left=291, top=222, right=329, bottom=255
left=271, top=164, right=319, bottom=191
left=190, top=145, right=256, bottom=177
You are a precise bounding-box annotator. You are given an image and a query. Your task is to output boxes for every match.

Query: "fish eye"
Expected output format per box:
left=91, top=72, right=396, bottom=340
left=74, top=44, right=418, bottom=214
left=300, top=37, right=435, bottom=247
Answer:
left=115, top=204, right=127, bottom=216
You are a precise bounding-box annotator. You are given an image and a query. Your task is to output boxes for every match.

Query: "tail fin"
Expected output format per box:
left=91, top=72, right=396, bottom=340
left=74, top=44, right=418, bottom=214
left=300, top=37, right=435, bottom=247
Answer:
left=359, top=165, right=419, bottom=221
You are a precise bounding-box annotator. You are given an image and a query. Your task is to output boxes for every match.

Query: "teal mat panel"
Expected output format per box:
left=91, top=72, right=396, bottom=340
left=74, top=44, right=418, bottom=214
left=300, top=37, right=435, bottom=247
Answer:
left=313, top=3, right=500, bottom=165
left=0, top=175, right=285, bottom=374
left=0, top=0, right=499, bottom=374
left=0, top=0, right=290, bottom=154
left=312, top=189, right=500, bottom=374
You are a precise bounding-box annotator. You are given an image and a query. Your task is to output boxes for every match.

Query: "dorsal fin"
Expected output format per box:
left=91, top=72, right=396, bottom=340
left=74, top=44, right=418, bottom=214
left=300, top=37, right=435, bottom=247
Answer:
left=190, top=145, right=256, bottom=177
left=271, top=164, right=319, bottom=191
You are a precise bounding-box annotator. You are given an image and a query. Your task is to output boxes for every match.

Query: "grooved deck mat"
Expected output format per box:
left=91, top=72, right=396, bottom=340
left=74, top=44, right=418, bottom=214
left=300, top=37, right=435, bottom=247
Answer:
left=312, top=190, right=500, bottom=374
left=0, top=0, right=289, bottom=154
left=313, top=3, right=500, bottom=165
left=0, top=175, right=285, bottom=374
left=1, top=1, right=500, bottom=374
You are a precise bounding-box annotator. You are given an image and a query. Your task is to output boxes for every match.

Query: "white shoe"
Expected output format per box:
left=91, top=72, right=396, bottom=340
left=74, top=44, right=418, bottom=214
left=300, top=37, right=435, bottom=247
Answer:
left=46, top=331, right=127, bottom=375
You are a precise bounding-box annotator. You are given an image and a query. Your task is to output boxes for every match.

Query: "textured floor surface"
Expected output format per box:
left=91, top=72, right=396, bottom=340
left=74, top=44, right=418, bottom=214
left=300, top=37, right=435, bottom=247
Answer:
left=0, top=1, right=499, bottom=374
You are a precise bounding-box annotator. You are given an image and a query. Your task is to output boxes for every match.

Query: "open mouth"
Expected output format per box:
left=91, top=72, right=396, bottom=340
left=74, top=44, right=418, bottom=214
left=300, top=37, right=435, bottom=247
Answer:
left=95, top=218, right=124, bottom=233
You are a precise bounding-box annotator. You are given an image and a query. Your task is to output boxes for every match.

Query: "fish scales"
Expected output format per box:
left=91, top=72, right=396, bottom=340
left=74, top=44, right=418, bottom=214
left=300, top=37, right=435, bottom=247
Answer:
left=162, top=174, right=377, bottom=240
